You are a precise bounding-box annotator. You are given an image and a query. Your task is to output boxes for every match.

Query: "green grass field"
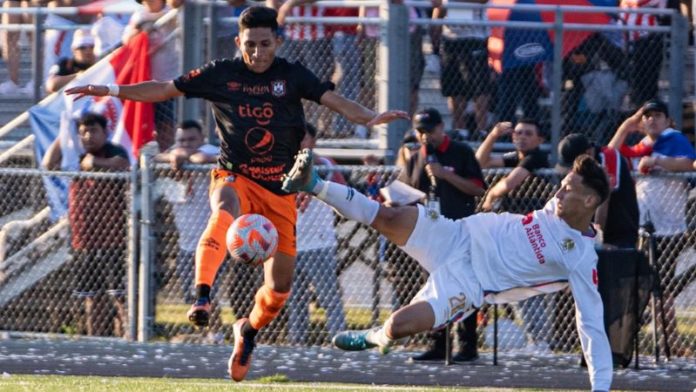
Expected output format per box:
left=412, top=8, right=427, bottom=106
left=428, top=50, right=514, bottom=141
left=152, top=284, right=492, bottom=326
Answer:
left=0, top=375, right=594, bottom=392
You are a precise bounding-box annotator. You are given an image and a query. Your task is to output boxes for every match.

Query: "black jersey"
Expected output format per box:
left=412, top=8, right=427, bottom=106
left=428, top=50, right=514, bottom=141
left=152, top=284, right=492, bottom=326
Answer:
left=174, top=57, right=334, bottom=194
left=399, top=137, right=486, bottom=219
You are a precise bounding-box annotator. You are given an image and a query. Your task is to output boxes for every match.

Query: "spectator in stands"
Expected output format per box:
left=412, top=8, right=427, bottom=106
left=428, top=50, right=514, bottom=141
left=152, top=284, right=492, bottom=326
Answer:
left=123, top=0, right=180, bottom=152
left=273, top=0, right=335, bottom=136
left=433, top=0, right=494, bottom=140
left=213, top=0, right=252, bottom=59
left=476, top=118, right=548, bottom=211
left=0, top=0, right=28, bottom=95
left=154, top=120, right=218, bottom=302
left=360, top=0, right=425, bottom=118
left=562, top=34, right=628, bottom=145
left=476, top=118, right=551, bottom=349
left=43, top=112, right=130, bottom=337
left=608, top=99, right=696, bottom=351
left=620, top=0, right=673, bottom=108
left=91, top=13, right=128, bottom=57
left=45, top=29, right=97, bottom=93
left=43, top=1, right=95, bottom=84
left=287, top=123, right=347, bottom=344
left=557, top=133, right=639, bottom=249
left=399, top=108, right=486, bottom=362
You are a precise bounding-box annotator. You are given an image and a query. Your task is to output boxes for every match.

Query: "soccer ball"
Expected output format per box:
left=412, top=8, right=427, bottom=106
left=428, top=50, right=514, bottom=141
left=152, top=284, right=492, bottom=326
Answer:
left=226, top=214, right=278, bottom=266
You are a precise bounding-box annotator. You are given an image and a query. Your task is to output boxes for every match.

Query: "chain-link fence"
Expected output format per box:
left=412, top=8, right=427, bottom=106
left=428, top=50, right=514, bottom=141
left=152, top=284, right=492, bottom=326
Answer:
left=0, top=168, right=134, bottom=339
left=131, top=160, right=696, bottom=364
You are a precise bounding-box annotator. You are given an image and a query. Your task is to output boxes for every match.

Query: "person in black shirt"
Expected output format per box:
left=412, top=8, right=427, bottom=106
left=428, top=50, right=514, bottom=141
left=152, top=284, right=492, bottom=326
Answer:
left=476, top=117, right=551, bottom=349
left=399, top=108, right=486, bottom=363
left=45, top=29, right=97, bottom=93
left=557, top=133, right=639, bottom=248
left=475, top=118, right=549, bottom=211
left=66, top=6, right=408, bottom=382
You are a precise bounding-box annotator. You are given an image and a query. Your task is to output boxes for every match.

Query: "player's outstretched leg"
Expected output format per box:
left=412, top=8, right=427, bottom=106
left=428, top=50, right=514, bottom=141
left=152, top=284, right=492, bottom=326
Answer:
left=333, top=326, right=397, bottom=355
left=281, top=148, right=321, bottom=194
left=229, top=318, right=255, bottom=382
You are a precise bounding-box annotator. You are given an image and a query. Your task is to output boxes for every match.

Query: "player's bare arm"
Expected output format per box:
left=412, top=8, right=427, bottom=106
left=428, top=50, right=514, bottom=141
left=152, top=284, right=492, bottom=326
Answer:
left=64, top=80, right=183, bottom=102
left=320, top=90, right=409, bottom=126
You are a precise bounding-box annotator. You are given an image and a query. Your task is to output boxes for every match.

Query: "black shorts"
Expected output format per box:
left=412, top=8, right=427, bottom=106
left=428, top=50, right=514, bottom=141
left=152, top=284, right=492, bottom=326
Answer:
left=440, top=38, right=494, bottom=98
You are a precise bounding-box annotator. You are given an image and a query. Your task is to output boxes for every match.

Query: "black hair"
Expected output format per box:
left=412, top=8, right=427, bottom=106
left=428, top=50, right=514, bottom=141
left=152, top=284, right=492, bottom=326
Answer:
left=178, top=119, right=203, bottom=133
left=305, top=122, right=318, bottom=139
left=77, top=112, right=107, bottom=130
left=517, top=117, right=544, bottom=137
left=238, top=6, right=279, bottom=34
left=573, top=154, right=609, bottom=205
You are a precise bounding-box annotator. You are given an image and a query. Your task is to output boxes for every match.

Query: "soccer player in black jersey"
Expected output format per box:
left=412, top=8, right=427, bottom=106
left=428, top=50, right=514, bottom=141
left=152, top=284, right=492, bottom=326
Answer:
left=66, top=6, right=408, bottom=382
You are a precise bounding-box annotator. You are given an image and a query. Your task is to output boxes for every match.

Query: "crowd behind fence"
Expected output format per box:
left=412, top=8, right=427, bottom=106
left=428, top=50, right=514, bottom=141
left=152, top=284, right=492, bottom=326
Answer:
left=0, top=160, right=694, bottom=367
left=0, top=2, right=691, bottom=158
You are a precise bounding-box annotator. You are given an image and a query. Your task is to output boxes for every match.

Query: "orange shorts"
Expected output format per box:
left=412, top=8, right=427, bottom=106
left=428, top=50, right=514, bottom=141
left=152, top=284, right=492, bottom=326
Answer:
left=210, top=168, right=297, bottom=257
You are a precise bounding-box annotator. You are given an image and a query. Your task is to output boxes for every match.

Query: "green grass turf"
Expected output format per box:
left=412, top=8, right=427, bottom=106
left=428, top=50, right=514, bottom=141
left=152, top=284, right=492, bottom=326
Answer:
left=0, top=375, right=596, bottom=392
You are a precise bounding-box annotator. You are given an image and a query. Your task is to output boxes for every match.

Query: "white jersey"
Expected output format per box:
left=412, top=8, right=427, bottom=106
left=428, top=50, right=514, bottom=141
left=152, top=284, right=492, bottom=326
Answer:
left=464, top=199, right=612, bottom=390
left=403, top=198, right=611, bottom=391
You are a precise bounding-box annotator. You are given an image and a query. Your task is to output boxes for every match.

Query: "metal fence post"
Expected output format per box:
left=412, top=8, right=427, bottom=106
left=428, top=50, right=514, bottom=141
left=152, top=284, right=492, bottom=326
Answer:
left=138, top=153, right=154, bottom=342
left=377, top=1, right=410, bottom=164
left=669, top=11, right=687, bottom=130
left=180, top=1, right=204, bottom=127
left=550, top=7, right=563, bottom=164
left=31, top=9, right=44, bottom=103
left=127, top=164, right=140, bottom=341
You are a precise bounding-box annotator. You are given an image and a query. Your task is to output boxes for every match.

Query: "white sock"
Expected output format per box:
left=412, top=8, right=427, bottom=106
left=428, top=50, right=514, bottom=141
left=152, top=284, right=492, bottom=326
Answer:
left=366, top=327, right=395, bottom=348
left=313, top=181, right=379, bottom=226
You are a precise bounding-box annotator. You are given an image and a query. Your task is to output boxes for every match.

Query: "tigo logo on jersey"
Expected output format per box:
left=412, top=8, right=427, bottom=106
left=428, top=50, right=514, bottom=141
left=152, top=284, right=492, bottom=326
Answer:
left=271, top=80, right=286, bottom=97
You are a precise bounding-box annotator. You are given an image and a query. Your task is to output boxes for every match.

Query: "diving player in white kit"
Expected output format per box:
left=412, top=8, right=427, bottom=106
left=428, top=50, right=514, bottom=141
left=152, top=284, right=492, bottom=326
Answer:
left=282, top=151, right=613, bottom=392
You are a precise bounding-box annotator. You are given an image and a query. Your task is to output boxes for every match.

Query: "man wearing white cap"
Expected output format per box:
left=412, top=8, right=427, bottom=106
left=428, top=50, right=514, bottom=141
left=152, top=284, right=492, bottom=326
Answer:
left=45, top=29, right=97, bottom=94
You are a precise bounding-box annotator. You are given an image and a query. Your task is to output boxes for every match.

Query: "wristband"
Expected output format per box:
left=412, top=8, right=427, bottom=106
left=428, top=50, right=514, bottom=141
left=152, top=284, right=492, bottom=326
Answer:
left=106, top=83, right=120, bottom=97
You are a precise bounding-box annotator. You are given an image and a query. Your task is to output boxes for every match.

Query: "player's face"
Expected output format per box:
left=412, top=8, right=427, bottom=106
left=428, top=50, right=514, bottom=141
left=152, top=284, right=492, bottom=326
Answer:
left=78, top=123, right=108, bottom=153
left=512, top=123, right=542, bottom=153
left=554, top=172, right=597, bottom=219
left=236, top=27, right=281, bottom=73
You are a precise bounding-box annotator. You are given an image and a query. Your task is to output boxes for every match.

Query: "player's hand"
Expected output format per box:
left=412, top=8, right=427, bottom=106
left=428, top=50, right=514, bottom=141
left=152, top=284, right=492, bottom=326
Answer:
left=296, top=192, right=311, bottom=213
left=366, top=110, right=410, bottom=127
left=65, top=84, right=109, bottom=101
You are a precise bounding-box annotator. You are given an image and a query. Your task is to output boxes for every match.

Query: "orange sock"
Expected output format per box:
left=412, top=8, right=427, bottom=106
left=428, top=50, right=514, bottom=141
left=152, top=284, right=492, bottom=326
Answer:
left=248, top=285, right=290, bottom=330
left=194, top=210, right=235, bottom=287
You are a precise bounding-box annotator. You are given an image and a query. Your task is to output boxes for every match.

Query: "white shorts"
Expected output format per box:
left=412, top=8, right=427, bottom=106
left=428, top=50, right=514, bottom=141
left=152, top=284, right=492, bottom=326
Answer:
left=400, top=205, right=483, bottom=329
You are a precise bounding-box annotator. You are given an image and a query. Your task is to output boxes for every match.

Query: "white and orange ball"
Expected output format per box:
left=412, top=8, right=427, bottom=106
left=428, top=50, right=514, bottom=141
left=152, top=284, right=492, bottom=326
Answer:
left=226, top=214, right=278, bottom=266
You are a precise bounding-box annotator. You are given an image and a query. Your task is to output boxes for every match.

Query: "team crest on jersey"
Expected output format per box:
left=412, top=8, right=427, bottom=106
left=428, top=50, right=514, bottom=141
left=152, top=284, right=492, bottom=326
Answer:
left=560, top=238, right=575, bottom=253
left=427, top=208, right=439, bottom=220
left=271, top=80, right=286, bottom=97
